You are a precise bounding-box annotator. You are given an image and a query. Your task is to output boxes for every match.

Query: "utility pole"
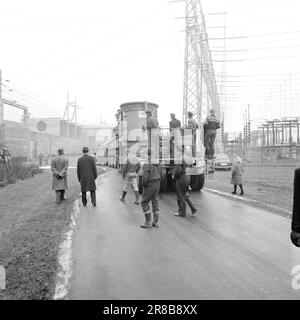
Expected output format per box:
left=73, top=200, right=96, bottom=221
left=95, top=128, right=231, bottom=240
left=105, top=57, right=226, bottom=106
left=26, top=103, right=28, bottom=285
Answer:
left=289, top=73, right=292, bottom=117
left=182, top=0, right=221, bottom=155
left=63, top=92, right=81, bottom=124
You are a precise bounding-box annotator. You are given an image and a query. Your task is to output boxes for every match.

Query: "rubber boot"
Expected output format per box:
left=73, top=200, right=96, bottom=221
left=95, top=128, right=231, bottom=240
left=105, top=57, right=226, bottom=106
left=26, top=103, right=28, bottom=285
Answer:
left=134, top=191, right=139, bottom=205
left=239, top=185, right=244, bottom=195
left=140, top=213, right=152, bottom=228
left=231, top=185, right=237, bottom=195
left=152, top=212, right=159, bottom=228
left=120, top=191, right=127, bottom=202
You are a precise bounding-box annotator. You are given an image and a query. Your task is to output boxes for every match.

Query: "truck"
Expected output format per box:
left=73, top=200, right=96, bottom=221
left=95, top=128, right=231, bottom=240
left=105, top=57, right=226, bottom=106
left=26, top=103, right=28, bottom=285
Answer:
left=105, top=101, right=206, bottom=193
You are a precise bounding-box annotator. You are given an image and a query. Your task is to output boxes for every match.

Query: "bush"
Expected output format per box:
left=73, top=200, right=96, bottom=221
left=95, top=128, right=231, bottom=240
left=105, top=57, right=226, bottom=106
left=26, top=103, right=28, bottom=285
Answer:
left=0, top=161, right=43, bottom=186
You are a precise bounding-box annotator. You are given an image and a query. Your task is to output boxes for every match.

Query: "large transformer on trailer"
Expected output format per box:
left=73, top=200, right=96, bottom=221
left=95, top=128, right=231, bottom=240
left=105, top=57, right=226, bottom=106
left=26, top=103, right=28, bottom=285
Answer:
left=107, top=101, right=205, bottom=193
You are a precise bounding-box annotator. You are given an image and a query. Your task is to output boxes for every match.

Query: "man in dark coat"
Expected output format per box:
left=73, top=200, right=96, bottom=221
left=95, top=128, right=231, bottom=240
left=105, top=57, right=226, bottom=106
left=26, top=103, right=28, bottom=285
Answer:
left=291, top=168, right=300, bottom=247
left=77, top=147, right=98, bottom=207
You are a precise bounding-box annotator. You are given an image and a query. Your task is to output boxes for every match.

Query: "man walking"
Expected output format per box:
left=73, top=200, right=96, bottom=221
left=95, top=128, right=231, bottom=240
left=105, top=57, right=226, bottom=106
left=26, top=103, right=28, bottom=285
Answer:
left=77, top=147, right=98, bottom=207
left=51, top=148, right=69, bottom=204
left=120, top=150, right=141, bottom=205
left=173, top=152, right=197, bottom=217
left=204, top=109, right=220, bottom=159
left=140, top=153, right=163, bottom=228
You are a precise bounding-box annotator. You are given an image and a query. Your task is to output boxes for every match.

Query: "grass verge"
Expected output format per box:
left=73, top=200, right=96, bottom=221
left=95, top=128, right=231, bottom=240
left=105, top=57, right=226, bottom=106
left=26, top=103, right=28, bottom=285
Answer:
left=0, top=166, right=105, bottom=300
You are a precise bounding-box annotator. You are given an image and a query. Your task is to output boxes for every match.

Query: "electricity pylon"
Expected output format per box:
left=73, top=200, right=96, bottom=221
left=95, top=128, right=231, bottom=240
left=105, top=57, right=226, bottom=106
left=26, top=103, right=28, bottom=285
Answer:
left=182, top=0, right=221, bottom=129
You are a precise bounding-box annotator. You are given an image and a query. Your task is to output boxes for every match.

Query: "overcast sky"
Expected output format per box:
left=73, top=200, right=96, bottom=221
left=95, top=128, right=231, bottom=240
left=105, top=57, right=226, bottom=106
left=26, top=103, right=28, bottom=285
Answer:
left=1, top=0, right=300, bottom=133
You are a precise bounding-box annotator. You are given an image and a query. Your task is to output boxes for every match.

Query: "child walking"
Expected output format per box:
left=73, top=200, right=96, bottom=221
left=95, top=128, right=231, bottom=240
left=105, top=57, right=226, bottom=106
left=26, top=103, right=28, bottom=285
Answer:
left=231, top=157, right=244, bottom=195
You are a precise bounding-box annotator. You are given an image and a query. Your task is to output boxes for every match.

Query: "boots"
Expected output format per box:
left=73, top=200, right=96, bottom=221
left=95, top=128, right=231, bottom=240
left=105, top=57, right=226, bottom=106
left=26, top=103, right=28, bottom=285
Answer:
left=152, top=212, right=159, bottom=228
left=239, top=185, right=244, bottom=195
left=232, top=185, right=237, bottom=194
left=134, top=191, right=139, bottom=205
left=120, top=191, right=127, bottom=202
left=140, top=213, right=152, bottom=228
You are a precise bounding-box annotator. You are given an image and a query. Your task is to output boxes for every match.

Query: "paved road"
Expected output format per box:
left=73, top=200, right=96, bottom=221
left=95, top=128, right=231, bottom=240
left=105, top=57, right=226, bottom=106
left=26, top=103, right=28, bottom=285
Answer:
left=68, top=169, right=300, bottom=300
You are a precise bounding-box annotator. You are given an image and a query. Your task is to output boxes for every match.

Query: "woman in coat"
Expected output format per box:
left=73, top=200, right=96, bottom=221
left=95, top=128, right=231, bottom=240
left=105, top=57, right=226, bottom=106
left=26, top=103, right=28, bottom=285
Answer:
left=231, top=157, right=244, bottom=195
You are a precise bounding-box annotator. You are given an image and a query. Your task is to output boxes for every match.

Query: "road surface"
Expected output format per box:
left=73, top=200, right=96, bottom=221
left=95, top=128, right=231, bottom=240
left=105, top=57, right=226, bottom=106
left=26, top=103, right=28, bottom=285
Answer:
left=68, top=168, right=300, bottom=300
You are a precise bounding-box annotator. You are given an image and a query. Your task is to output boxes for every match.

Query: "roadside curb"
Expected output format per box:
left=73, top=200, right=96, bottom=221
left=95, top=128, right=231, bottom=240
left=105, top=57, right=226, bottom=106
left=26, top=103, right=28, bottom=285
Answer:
left=53, top=167, right=108, bottom=300
left=203, top=187, right=292, bottom=218
left=53, top=199, right=80, bottom=300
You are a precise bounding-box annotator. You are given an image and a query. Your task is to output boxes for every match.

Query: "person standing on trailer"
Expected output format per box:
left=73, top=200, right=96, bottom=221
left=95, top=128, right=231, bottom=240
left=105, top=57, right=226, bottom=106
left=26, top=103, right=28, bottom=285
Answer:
left=173, top=151, right=197, bottom=217
left=142, top=110, right=159, bottom=156
left=77, top=147, right=98, bottom=207
left=204, top=109, right=220, bottom=159
left=187, top=111, right=198, bottom=157
left=51, top=148, right=69, bottom=204
left=169, top=113, right=181, bottom=159
left=120, top=150, right=141, bottom=205
left=140, top=153, right=163, bottom=228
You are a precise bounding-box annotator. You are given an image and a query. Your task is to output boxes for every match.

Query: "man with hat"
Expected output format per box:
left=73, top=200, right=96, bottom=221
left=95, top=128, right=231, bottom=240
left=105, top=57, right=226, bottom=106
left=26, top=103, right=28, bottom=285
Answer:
left=204, top=109, right=220, bottom=159
left=77, top=147, right=98, bottom=207
left=51, top=148, right=69, bottom=204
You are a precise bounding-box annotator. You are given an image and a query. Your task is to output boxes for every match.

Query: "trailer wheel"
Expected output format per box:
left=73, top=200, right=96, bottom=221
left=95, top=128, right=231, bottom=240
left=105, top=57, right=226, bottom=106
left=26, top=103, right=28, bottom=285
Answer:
left=190, top=174, right=205, bottom=191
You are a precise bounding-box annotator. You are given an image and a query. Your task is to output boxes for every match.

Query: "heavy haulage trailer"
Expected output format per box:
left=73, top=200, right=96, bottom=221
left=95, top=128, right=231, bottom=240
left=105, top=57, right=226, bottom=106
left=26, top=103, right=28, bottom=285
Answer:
left=105, top=101, right=206, bottom=193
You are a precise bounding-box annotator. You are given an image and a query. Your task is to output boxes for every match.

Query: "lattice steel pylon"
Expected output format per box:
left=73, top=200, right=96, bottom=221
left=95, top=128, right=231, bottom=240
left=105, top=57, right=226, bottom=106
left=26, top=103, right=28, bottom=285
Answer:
left=182, top=0, right=221, bottom=130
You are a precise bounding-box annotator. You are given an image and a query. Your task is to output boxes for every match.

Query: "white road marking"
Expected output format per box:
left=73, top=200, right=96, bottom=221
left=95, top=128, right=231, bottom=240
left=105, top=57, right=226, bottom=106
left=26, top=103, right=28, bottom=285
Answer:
left=203, top=187, right=292, bottom=217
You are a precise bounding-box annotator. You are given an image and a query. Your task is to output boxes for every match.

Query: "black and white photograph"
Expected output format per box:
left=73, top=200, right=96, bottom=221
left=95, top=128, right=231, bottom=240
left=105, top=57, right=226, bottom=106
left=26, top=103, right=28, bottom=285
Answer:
left=1, top=0, right=300, bottom=308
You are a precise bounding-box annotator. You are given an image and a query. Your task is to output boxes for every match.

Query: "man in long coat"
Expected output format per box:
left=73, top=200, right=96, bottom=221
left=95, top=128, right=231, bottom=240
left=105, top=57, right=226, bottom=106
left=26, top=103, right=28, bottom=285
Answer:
left=77, top=147, right=98, bottom=207
left=51, top=148, right=69, bottom=204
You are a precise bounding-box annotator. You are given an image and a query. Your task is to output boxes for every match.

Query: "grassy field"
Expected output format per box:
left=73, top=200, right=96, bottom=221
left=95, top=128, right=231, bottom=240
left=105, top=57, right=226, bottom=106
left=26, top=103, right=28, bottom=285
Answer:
left=0, top=168, right=81, bottom=299
left=0, top=163, right=106, bottom=300
left=204, top=165, right=296, bottom=216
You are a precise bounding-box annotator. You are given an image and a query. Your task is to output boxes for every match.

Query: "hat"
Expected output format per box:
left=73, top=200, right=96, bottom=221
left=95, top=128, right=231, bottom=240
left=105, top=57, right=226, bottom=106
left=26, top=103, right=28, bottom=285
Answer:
left=188, top=111, right=193, bottom=117
left=58, top=148, right=64, bottom=154
left=145, top=110, right=152, bottom=114
left=82, top=147, right=89, bottom=153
